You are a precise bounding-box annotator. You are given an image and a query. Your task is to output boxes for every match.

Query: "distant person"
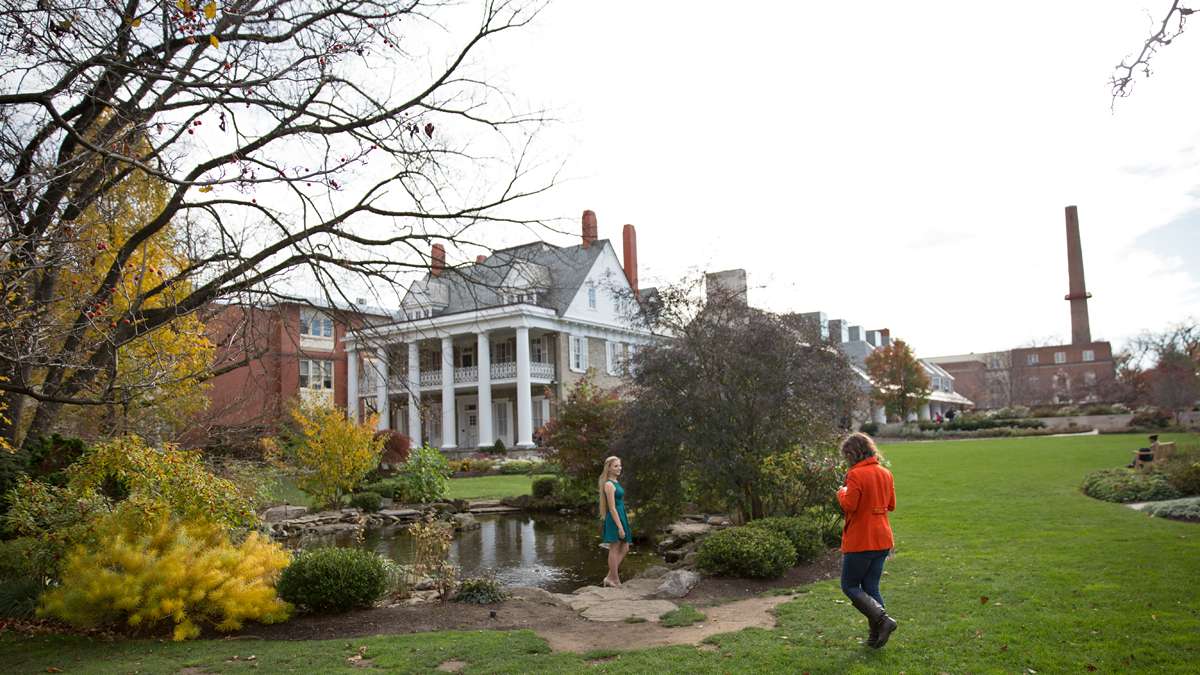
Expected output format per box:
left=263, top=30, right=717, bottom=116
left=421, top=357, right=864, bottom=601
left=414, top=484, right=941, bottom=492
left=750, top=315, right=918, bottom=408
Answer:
left=946, top=409, right=957, bottom=421
left=598, top=456, right=632, bottom=587
left=837, top=432, right=899, bottom=649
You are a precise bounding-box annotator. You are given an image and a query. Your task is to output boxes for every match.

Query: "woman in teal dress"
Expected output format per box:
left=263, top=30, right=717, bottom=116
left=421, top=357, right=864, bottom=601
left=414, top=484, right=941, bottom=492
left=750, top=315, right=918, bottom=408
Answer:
left=598, top=456, right=631, bottom=587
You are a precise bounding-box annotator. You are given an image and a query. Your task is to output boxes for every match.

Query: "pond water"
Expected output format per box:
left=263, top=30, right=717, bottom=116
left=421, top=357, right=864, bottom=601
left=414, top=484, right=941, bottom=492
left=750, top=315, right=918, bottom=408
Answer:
left=303, top=513, right=661, bottom=594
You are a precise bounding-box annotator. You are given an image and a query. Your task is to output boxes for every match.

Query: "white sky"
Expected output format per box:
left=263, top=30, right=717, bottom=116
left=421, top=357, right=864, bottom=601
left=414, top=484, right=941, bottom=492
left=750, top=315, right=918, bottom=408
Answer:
left=457, top=0, right=1200, bottom=356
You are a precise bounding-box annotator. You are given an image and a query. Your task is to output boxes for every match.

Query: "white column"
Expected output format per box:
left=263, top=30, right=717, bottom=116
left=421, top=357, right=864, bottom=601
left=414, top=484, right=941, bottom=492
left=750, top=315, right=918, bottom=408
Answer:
left=919, top=402, right=931, bottom=421
left=477, top=331, right=493, bottom=448
left=346, top=346, right=359, bottom=422
left=407, top=341, right=421, bottom=446
left=440, top=336, right=456, bottom=450
left=515, top=326, right=533, bottom=448
left=375, top=347, right=389, bottom=430
left=872, top=405, right=887, bottom=425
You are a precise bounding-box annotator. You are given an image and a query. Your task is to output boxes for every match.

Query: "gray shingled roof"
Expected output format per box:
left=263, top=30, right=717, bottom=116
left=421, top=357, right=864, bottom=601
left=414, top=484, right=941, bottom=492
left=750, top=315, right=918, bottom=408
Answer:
left=405, top=240, right=609, bottom=318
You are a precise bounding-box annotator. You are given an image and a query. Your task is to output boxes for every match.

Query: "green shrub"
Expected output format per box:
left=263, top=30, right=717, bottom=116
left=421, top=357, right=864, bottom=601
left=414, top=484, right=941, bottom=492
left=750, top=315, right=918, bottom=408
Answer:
left=393, top=445, right=451, bottom=503
left=0, top=537, right=43, bottom=619
left=532, top=476, right=557, bottom=499
left=695, top=526, right=796, bottom=579
left=349, top=491, right=383, bottom=512
left=492, top=439, right=507, bottom=455
left=1144, top=497, right=1200, bottom=521
left=277, top=547, right=389, bottom=613
left=0, top=577, right=42, bottom=619
left=466, top=458, right=495, bottom=474
left=1164, top=462, right=1200, bottom=496
left=532, top=460, right=561, bottom=475
left=499, top=460, right=533, bottom=475
left=859, top=422, right=879, bottom=435
left=746, top=516, right=827, bottom=564
left=1081, top=468, right=1182, bottom=503
left=1129, top=408, right=1171, bottom=429
left=359, top=479, right=398, bottom=499
left=453, top=575, right=507, bottom=604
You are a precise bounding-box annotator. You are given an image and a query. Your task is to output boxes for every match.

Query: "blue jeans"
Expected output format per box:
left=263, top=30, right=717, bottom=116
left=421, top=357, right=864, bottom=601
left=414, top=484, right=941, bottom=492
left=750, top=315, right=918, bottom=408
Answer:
left=841, top=549, right=889, bottom=607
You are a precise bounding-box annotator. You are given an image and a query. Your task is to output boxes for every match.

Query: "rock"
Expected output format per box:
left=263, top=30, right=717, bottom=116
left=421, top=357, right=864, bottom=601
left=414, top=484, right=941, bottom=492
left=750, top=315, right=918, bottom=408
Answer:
left=637, top=565, right=671, bottom=580
left=262, top=505, right=308, bottom=523
left=706, top=515, right=733, bottom=526
left=682, top=551, right=699, bottom=567
left=508, top=586, right=566, bottom=607
left=663, top=549, right=684, bottom=564
left=451, top=512, right=480, bottom=531
left=581, top=599, right=678, bottom=622
left=414, top=578, right=437, bottom=591
left=668, top=522, right=711, bottom=541
left=656, top=537, right=679, bottom=553
left=654, top=570, right=701, bottom=599
left=379, top=508, right=422, bottom=520
left=683, top=514, right=708, bottom=523
left=619, top=578, right=662, bottom=597
left=311, top=522, right=362, bottom=536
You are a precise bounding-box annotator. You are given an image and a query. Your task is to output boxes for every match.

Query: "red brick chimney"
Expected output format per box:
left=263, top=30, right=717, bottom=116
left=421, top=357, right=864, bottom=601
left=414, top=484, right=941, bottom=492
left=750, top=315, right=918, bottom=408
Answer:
left=475, top=254, right=487, bottom=264
left=622, top=224, right=639, bottom=297
left=581, top=209, right=598, bottom=249
left=431, top=243, right=445, bottom=277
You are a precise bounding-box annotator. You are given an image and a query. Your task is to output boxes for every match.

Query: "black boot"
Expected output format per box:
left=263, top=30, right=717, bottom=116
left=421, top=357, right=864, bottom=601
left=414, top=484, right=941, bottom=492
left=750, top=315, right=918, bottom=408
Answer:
left=849, top=593, right=897, bottom=648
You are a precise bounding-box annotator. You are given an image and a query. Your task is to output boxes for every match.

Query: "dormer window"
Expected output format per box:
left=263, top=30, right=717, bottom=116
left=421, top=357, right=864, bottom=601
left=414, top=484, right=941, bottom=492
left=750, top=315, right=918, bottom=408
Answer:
left=587, top=285, right=597, bottom=310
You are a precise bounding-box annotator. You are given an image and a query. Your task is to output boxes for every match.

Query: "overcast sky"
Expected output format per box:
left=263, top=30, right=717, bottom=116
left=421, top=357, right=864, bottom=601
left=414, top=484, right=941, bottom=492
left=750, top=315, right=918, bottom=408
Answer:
left=458, top=0, right=1200, bottom=357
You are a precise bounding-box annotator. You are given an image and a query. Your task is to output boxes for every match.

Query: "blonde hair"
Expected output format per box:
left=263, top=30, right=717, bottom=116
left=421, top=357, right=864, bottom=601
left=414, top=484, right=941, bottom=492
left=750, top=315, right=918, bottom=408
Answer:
left=841, top=432, right=880, bottom=465
left=598, top=456, right=621, bottom=519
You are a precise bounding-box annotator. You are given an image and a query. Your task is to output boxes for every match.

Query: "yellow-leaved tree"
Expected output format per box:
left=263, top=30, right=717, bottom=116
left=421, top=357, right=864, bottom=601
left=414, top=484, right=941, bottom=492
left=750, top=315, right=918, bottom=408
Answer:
left=289, top=400, right=383, bottom=508
left=38, top=131, right=214, bottom=441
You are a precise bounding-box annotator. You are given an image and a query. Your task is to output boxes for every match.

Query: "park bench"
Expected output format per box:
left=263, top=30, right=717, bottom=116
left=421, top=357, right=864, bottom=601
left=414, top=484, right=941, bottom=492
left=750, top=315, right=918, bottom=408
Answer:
left=1131, top=440, right=1175, bottom=469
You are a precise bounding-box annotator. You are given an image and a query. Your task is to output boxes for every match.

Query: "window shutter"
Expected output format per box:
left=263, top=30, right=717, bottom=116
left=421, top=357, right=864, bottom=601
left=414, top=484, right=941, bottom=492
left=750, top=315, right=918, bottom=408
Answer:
left=605, top=341, right=614, bottom=375
left=579, top=337, right=589, bottom=371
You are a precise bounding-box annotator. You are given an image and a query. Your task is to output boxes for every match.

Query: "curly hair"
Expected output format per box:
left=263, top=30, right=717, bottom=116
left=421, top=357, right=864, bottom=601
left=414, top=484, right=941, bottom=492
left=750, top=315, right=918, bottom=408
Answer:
left=841, top=432, right=879, bottom=465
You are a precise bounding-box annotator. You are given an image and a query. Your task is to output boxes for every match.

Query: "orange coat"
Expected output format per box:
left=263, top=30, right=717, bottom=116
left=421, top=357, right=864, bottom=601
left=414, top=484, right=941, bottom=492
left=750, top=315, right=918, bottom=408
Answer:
left=837, top=456, right=896, bottom=553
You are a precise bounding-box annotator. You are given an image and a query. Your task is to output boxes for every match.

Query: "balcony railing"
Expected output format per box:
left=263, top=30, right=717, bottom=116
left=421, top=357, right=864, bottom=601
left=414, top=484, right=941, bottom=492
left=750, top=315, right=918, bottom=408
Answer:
left=366, top=361, right=556, bottom=394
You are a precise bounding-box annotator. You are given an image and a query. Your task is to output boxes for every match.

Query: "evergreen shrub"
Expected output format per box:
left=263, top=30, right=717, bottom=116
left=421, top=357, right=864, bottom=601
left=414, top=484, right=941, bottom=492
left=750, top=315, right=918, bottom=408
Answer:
left=277, top=547, right=389, bottom=613
left=695, top=526, right=795, bottom=579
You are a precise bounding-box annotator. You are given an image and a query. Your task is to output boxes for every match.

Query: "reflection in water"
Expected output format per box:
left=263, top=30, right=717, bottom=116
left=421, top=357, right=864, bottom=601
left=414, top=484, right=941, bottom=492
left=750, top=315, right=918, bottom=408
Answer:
left=302, top=513, right=661, bottom=593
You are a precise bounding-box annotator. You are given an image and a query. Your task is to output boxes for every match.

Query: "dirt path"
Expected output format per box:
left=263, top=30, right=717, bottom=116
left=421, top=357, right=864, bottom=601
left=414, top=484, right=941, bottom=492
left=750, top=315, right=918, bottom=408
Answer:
left=537, top=594, right=793, bottom=652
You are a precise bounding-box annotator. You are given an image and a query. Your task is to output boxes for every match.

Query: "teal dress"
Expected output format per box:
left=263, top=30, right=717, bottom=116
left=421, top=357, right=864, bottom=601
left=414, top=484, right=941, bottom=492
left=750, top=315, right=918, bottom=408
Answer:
left=602, top=479, right=632, bottom=543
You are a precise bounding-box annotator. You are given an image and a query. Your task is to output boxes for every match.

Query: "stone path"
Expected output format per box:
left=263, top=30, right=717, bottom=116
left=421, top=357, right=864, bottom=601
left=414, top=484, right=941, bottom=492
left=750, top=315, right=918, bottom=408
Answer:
left=549, top=567, right=703, bottom=623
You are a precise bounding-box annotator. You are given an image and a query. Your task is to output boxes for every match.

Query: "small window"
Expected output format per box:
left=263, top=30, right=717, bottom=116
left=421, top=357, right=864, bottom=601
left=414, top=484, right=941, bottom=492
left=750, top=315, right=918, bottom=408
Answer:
left=492, top=340, right=514, bottom=363
left=1027, top=354, right=1039, bottom=365
left=1054, top=351, right=1066, bottom=364
left=300, top=310, right=334, bottom=338
left=1082, top=350, right=1095, bottom=362
left=587, top=285, right=597, bottom=310
left=531, top=335, right=548, bottom=363
left=569, top=335, right=588, bottom=372
left=1084, top=371, right=1097, bottom=386
left=299, top=359, right=334, bottom=390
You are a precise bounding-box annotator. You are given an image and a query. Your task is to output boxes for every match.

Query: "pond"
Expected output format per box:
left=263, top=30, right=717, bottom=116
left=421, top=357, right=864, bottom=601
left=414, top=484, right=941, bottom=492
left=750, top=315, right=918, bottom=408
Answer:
left=303, top=513, right=662, bottom=594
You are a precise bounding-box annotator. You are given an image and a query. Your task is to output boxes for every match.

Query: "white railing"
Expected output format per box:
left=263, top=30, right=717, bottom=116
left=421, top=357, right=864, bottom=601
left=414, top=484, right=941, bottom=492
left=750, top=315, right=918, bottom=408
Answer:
left=420, top=370, right=441, bottom=387
left=531, top=361, right=555, bottom=379
left=455, top=366, right=478, bottom=383
left=491, top=361, right=517, bottom=379
left=371, top=361, right=557, bottom=390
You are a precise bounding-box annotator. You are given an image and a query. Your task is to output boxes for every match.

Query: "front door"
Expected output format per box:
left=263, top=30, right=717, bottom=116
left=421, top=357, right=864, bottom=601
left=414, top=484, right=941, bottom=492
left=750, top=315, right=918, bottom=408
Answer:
left=457, top=397, right=479, bottom=448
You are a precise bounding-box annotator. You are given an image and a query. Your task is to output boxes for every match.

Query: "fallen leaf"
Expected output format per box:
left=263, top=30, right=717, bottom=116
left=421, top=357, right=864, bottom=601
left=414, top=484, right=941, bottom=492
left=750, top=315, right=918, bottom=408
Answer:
left=1086, top=665, right=1097, bottom=672
left=131, top=18, right=142, bottom=27
left=198, top=185, right=213, bottom=193
left=209, top=35, right=220, bottom=48
left=981, top=596, right=989, bottom=604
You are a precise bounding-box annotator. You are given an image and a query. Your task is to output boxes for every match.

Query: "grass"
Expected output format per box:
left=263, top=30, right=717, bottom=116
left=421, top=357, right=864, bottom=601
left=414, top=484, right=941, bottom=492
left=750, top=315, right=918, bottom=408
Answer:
left=660, top=605, right=706, bottom=627
left=3, top=433, right=1198, bottom=673
left=444, top=474, right=534, bottom=500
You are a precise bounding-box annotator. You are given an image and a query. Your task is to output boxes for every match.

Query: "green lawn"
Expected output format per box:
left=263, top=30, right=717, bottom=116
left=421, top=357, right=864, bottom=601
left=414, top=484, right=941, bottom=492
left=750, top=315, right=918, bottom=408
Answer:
left=3, top=433, right=1198, bottom=673
left=444, top=474, right=534, bottom=500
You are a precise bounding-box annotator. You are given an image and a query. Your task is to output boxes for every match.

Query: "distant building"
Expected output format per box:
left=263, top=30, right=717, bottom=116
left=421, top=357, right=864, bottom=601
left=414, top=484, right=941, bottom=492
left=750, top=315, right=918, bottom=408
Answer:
left=925, top=206, right=1117, bottom=409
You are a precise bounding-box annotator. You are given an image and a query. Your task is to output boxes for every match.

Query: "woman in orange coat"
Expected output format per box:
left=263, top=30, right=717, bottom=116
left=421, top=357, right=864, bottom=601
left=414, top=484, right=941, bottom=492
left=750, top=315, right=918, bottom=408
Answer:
left=837, top=432, right=898, bottom=649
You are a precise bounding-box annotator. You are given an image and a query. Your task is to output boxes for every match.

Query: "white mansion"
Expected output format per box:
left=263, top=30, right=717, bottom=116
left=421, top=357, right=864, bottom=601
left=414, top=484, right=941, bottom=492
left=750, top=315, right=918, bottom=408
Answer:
left=345, top=212, right=654, bottom=453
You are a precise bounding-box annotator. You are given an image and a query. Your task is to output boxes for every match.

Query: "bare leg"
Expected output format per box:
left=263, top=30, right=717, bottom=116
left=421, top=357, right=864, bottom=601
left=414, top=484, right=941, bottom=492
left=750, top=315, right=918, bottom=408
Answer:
left=606, top=544, right=621, bottom=585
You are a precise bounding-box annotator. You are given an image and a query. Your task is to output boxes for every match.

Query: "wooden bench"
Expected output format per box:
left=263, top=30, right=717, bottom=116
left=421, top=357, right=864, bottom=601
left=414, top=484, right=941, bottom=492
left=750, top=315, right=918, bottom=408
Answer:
left=1132, top=440, right=1175, bottom=469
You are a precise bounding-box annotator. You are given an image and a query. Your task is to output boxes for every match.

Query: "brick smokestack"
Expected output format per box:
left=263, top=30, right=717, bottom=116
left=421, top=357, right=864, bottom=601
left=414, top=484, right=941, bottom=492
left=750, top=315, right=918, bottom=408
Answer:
left=1063, top=205, right=1092, bottom=345
left=622, top=224, right=639, bottom=297
left=431, top=243, right=446, bottom=277
left=581, top=210, right=598, bottom=249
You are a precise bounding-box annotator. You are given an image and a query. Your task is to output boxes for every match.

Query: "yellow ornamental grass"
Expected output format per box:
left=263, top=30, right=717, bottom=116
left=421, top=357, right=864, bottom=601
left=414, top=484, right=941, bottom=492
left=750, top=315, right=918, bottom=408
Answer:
left=39, top=512, right=291, bottom=640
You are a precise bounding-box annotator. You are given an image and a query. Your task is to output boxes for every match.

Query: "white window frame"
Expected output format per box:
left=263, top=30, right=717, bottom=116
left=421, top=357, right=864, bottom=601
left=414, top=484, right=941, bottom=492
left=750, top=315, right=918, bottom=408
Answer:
left=1084, top=371, right=1097, bottom=386
left=299, top=310, right=334, bottom=338
left=1082, top=349, right=1095, bottom=362
left=1054, top=351, right=1066, bottom=364
left=587, top=284, right=597, bottom=310
left=605, top=340, right=618, bottom=375
left=569, top=335, right=588, bottom=373
left=299, top=359, right=334, bottom=390
left=1027, top=353, right=1039, bottom=365
left=492, top=340, right=514, bottom=364
left=531, top=335, right=548, bottom=363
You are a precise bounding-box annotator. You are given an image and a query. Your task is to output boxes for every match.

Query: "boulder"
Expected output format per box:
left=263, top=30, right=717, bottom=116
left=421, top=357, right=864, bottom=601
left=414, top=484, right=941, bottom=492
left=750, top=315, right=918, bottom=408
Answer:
left=637, top=565, right=671, bottom=580
left=668, top=522, right=712, bottom=541
left=311, top=522, right=362, bottom=536
left=581, top=599, right=678, bottom=622
left=654, top=569, right=701, bottom=599
left=262, top=505, right=309, bottom=523
left=706, top=515, right=733, bottom=527
left=451, top=512, right=480, bottom=531
left=508, top=586, right=566, bottom=607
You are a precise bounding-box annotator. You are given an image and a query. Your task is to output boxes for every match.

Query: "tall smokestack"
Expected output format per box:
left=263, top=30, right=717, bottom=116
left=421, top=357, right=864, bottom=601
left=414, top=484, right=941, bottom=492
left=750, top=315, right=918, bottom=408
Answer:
left=1064, top=205, right=1092, bottom=345
left=622, top=224, right=639, bottom=297
left=581, top=210, right=598, bottom=249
